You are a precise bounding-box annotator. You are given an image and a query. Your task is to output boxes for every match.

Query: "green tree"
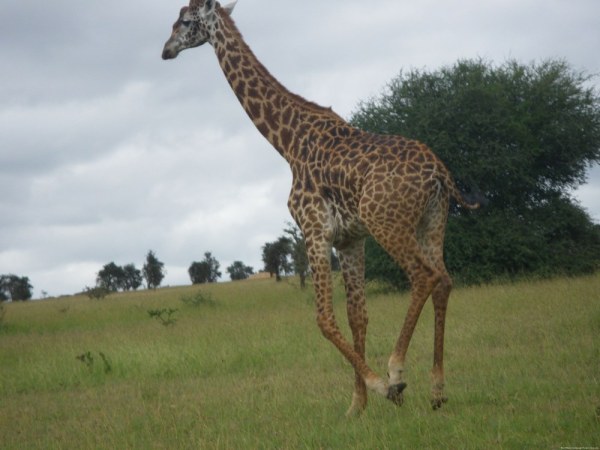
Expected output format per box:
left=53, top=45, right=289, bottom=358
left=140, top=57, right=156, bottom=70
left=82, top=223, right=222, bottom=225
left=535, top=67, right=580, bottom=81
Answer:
left=226, top=261, right=254, bottom=281
left=143, top=250, right=165, bottom=290
left=262, top=237, right=292, bottom=281
left=96, top=262, right=125, bottom=291
left=96, top=263, right=142, bottom=292
left=189, top=252, right=221, bottom=284
left=352, top=59, right=600, bottom=285
left=122, top=264, right=143, bottom=291
left=0, top=274, right=33, bottom=301
left=284, top=223, right=309, bottom=288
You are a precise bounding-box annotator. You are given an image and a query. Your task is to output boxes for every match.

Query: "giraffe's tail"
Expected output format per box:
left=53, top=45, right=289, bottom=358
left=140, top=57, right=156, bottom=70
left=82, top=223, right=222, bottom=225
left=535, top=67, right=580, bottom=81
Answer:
left=437, top=167, right=484, bottom=210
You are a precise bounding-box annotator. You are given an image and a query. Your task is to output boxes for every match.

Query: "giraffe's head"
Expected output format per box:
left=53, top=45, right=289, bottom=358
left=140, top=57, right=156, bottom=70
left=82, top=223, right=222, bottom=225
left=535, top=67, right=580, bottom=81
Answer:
left=162, top=0, right=236, bottom=60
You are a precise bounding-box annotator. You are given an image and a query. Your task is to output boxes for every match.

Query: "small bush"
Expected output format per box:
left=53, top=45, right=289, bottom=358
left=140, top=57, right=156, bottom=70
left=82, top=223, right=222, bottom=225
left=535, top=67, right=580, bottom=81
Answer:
left=85, top=286, right=110, bottom=300
left=147, top=308, right=178, bottom=326
left=76, top=351, right=94, bottom=370
left=76, top=351, right=112, bottom=373
left=180, top=291, right=216, bottom=307
left=98, top=352, right=112, bottom=373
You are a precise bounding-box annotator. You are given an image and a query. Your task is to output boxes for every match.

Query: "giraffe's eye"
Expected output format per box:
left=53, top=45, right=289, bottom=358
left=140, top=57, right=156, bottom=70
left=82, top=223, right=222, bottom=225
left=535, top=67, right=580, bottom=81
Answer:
left=180, top=20, right=192, bottom=27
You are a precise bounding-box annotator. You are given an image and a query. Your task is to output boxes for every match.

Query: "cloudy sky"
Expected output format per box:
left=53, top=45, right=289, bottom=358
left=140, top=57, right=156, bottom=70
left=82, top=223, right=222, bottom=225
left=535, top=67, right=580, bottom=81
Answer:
left=2, top=0, right=599, bottom=298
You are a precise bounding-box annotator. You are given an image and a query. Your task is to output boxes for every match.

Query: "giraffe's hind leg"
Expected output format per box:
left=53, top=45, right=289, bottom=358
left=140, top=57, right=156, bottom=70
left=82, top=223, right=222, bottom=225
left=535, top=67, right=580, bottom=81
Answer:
left=419, top=192, right=452, bottom=409
left=386, top=242, right=441, bottom=406
left=338, top=240, right=369, bottom=416
left=431, top=274, right=451, bottom=409
left=359, top=180, right=445, bottom=406
left=367, top=222, right=442, bottom=406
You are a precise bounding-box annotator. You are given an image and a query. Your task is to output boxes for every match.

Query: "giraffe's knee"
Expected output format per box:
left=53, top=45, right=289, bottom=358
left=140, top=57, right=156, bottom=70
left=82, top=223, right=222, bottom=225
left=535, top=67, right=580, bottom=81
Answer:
left=440, top=272, right=452, bottom=290
left=316, top=314, right=338, bottom=341
left=438, top=273, right=452, bottom=292
left=432, top=272, right=452, bottom=305
left=409, top=268, right=442, bottom=297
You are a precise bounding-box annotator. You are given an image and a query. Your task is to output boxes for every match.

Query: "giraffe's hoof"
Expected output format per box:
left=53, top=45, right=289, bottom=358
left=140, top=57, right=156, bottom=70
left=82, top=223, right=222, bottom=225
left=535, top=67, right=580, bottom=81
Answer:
left=386, top=382, right=407, bottom=406
left=431, top=396, right=448, bottom=410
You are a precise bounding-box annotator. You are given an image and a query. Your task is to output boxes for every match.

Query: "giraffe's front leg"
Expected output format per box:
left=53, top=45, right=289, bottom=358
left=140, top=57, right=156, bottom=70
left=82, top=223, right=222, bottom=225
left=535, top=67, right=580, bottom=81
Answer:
left=309, top=248, right=388, bottom=399
left=301, top=226, right=388, bottom=410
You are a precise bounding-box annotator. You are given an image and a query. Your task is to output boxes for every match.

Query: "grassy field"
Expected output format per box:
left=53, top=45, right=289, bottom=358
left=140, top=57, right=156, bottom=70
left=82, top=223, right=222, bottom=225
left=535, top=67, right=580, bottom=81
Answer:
left=1, top=274, right=599, bottom=449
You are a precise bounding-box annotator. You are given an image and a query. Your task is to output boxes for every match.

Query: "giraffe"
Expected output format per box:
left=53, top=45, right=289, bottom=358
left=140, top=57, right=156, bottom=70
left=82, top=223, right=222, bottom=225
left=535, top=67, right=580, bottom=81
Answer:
left=162, top=0, right=479, bottom=415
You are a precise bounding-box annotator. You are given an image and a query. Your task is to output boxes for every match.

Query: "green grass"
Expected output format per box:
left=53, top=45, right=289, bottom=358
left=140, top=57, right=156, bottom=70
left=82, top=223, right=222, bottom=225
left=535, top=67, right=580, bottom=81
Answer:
left=1, top=275, right=599, bottom=449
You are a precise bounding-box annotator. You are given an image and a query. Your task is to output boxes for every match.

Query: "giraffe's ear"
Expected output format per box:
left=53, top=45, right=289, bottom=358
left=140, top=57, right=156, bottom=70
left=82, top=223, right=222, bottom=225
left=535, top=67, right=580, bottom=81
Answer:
left=222, top=1, right=237, bottom=15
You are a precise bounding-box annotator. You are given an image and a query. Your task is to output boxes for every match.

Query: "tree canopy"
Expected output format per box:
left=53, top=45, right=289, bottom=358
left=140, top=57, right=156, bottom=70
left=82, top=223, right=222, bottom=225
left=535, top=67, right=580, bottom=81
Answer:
left=284, top=223, right=309, bottom=288
left=189, top=252, right=222, bottom=284
left=121, top=264, right=143, bottom=291
left=0, top=274, right=33, bottom=301
left=96, top=262, right=142, bottom=292
left=351, top=59, right=600, bottom=286
left=96, top=262, right=124, bottom=291
left=226, top=261, right=254, bottom=281
left=143, top=250, right=165, bottom=290
left=262, top=237, right=293, bottom=281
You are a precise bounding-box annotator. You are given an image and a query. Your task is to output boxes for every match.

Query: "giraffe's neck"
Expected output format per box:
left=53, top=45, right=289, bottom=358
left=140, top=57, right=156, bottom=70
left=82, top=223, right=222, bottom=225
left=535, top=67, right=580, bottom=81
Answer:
left=210, top=9, right=344, bottom=162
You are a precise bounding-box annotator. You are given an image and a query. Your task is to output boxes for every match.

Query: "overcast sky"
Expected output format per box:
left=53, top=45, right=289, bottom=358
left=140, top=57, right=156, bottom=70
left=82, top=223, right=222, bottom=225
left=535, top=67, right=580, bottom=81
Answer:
left=2, top=0, right=599, bottom=298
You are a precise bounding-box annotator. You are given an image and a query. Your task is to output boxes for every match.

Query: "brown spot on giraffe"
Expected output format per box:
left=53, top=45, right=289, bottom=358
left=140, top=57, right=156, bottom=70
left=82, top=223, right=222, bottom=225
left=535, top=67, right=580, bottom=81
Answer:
left=162, top=0, right=479, bottom=415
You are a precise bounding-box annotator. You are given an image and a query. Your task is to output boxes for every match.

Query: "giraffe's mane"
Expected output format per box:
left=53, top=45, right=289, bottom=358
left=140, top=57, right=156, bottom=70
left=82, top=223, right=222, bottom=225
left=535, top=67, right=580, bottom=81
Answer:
left=218, top=7, right=346, bottom=122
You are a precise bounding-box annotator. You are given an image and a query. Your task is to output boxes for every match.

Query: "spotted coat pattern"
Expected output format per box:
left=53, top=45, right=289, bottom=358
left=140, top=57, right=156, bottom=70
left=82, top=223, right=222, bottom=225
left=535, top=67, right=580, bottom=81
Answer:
left=162, top=0, right=479, bottom=415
